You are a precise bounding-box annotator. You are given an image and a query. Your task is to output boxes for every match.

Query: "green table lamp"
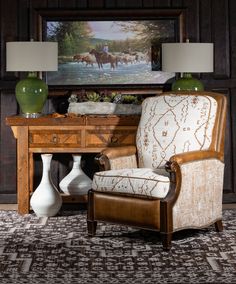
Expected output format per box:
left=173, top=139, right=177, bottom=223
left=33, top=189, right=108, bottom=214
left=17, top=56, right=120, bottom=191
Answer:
left=161, top=41, right=213, bottom=91
left=6, top=41, right=58, bottom=118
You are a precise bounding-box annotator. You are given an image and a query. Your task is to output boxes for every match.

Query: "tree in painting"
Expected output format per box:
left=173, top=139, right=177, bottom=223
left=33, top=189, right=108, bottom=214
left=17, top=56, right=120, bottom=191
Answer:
left=47, top=21, right=93, bottom=55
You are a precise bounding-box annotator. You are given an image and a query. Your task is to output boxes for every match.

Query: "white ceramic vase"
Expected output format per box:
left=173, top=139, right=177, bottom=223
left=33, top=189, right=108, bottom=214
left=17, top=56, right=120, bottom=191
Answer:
left=30, top=154, right=62, bottom=217
left=59, top=154, right=92, bottom=195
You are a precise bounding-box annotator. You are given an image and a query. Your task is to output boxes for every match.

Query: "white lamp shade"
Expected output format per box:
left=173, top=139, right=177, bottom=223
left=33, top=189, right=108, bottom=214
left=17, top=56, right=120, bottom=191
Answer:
left=162, top=43, right=214, bottom=73
left=6, top=42, right=58, bottom=72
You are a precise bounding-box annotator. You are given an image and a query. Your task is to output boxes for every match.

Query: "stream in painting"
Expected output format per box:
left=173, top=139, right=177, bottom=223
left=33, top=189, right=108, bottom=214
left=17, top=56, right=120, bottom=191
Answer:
left=47, top=59, right=174, bottom=86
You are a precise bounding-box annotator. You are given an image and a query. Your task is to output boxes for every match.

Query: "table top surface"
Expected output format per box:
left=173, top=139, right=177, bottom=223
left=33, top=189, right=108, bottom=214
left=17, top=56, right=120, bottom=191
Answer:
left=6, top=114, right=140, bottom=126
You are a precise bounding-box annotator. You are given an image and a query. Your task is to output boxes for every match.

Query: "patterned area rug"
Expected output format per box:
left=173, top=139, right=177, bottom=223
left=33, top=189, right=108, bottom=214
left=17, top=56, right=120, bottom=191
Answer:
left=0, top=209, right=236, bottom=284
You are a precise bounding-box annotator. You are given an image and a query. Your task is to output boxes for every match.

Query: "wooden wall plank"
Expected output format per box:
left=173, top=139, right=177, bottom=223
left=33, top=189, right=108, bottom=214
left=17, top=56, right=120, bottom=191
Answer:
left=211, top=89, right=233, bottom=200
left=212, top=0, right=230, bottom=79
left=76, top=0, right=87, bottom=8
left=88, top=0, right=104, bottom=8
left=0, top=0, right=2, bottom=76
left=1, top=0, right=18, bottom=80
left=199, top=0, right=212, bottom=82
left=171, top=0, right=183, bottom=7
left=29, top=0, right=48, bottom=41
left=18, top=0, right=30, bottom=41
left=0, top=92, right=17, bottom=202
left=153, top=0, right=171, bottom=7
left=59, top=0, right=77, bottom=8
left=183, top=0, right=199, bottom=41
left=226, top=88, right=236, bottom=202
left=105, top=0, right=117, bottom=8
left=229, top=0, right=236, bottom=78
left=116, top=0, right=142, bottom=8
left=142, top=0, right=154, bottom=8
left=199, top=0, right=212, bottom=42
left=47, top=0, right=59, bottom=8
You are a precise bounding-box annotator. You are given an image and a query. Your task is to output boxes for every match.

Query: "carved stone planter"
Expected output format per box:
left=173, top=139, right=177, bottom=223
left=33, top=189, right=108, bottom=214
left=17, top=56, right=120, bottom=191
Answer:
left=67, top=102, right=141, bottom=115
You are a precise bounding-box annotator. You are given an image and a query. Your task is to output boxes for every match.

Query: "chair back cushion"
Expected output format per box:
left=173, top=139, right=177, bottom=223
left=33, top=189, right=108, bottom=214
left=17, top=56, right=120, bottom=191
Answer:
left=136, top=93, right=218, bottom=169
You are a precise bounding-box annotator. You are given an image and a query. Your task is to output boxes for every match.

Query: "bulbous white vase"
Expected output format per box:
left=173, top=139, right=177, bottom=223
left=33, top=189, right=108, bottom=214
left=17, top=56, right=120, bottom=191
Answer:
left=30, top=154, right=62, bottom=217
left=59, top=154, right=92, bottom=195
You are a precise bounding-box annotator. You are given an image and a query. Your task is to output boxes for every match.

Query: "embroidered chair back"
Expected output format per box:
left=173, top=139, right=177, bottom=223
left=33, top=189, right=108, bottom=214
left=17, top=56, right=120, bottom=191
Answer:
left=136, top=92, right=224, bottom=169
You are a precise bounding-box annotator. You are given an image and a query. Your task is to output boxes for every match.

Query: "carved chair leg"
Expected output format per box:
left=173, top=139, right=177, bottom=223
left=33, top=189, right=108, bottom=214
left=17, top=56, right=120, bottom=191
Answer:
left=87, top=220, right=97, bottom=237
left=215, top=220, right=223, bottom=232
left=87, top=189, right=97, bottom=237
left=162, top=233, right=172, bottom=250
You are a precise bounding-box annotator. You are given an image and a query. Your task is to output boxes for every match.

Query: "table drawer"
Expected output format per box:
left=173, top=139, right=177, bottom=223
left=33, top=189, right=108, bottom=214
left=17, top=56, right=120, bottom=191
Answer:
left=85, top=128, right=137, bottom=147
left=29, top=130, right=82, bottom=147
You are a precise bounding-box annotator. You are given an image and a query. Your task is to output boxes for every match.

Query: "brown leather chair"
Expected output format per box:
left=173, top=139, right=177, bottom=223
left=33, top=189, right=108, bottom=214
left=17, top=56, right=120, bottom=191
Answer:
left=87, top=91, right=227, bottom=250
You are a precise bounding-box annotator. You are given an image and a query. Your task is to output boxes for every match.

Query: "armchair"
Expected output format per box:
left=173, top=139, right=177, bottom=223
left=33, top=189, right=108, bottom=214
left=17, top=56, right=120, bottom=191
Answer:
left=87, top=92, right=227, bottom=250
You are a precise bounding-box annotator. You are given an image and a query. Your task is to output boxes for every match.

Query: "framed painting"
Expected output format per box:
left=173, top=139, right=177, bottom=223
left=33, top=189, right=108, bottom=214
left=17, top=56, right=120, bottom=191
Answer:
left=37, top=9, right=185, bottom=90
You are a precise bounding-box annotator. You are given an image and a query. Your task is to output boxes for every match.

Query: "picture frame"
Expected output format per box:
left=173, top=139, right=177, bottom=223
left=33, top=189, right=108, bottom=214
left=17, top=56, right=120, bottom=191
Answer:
left=36, top=9, right=185, bottom=92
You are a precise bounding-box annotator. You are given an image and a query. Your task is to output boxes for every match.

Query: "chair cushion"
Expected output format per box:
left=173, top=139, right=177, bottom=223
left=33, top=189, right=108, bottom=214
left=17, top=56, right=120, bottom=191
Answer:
left=137, top=94, right=217, bottom=169
left=92, top=168, right=170, bottom=198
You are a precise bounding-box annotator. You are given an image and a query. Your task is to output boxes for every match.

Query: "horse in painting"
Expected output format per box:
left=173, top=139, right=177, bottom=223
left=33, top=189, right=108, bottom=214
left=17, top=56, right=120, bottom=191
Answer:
left=89, top=49, right=118, bottom=70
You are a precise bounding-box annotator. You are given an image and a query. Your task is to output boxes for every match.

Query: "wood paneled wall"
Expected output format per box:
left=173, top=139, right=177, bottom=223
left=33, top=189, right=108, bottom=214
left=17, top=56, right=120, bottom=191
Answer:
left=1, top=0, right=236, bottom=203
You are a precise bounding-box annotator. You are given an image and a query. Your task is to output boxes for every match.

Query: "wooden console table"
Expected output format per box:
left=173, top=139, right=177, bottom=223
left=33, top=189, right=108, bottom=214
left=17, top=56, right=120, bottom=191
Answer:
left=6, top=115, right=140, bottom=214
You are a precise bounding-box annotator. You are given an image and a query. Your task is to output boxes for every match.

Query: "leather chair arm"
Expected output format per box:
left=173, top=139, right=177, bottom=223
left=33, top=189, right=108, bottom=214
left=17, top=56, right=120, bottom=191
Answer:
left=101, top=145, right=137, bottom=159
left=162, top=150, right=224, bottom=208
left=96, top=145, right=137, bottom=171
left=169, top=150, right=224, bottom=165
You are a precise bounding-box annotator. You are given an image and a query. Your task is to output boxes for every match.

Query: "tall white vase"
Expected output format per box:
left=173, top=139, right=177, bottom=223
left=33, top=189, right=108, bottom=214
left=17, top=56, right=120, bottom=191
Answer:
left=59, top=154, right=92, bottom=195
left=30, top=154, right=62, bottom=217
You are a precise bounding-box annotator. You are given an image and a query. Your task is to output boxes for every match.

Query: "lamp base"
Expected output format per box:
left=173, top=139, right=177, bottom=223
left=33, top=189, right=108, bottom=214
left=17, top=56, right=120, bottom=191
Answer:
left=22, top=112, right=42, bottom=118
left=172, top=73, right=204, bottom=91
left=15, top=72, right=48, bottom=118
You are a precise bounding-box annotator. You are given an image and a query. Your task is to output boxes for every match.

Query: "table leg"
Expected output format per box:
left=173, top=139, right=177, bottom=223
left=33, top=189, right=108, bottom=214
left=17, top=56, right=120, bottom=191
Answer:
left=29, top=152, right=34, bottom=194
left=17, top=126, right=30, bottom=214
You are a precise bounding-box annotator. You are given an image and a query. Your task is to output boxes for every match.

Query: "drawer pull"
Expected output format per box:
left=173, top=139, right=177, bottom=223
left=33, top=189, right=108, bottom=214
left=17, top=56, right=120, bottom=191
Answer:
left=110, top=136, right=119, bottom=144
left=52, top=134, right=58, bottom=144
